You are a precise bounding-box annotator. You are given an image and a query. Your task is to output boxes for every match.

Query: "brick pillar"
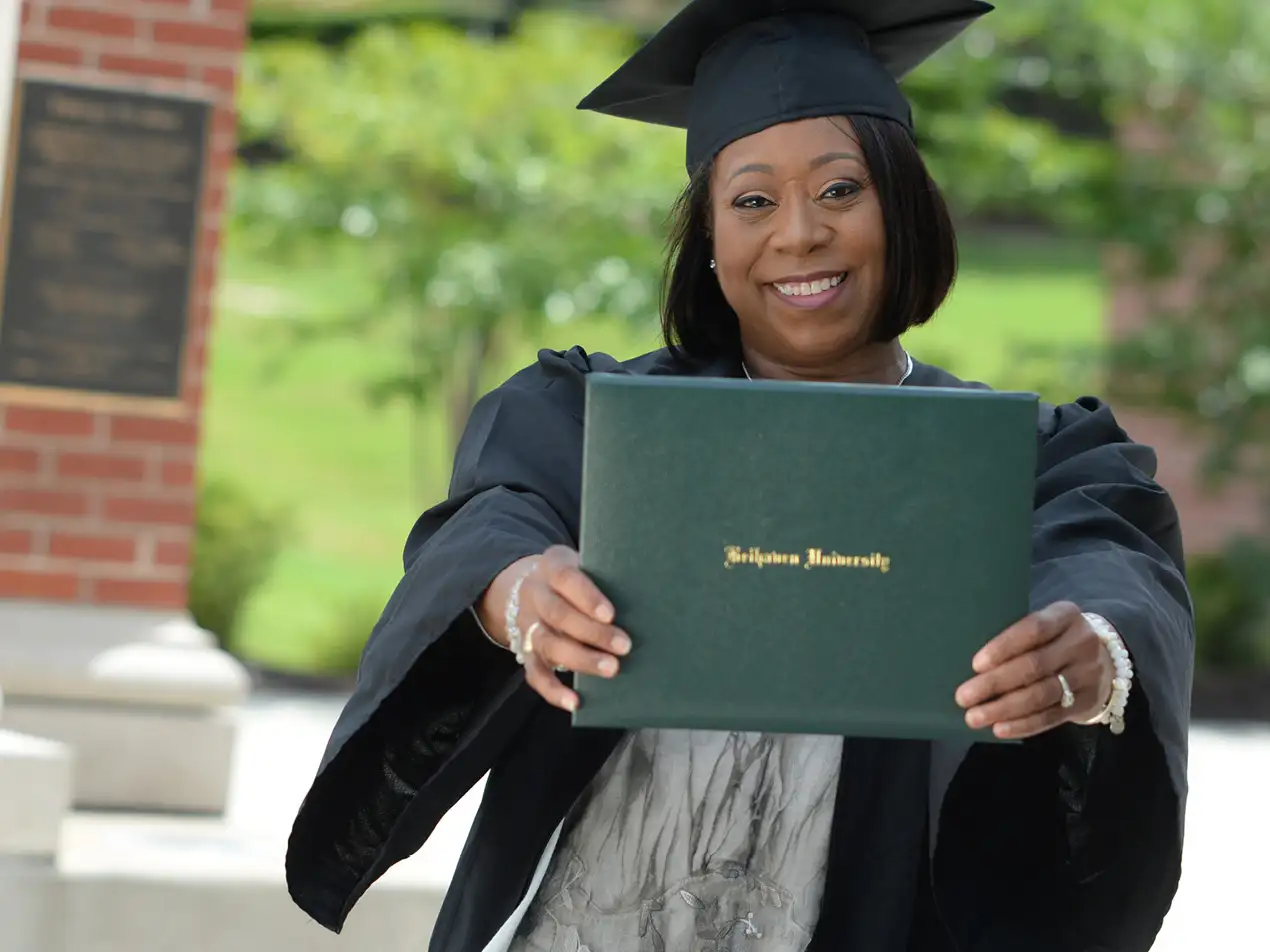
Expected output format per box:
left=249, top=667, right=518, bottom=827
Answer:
left=0, top=0, right=252, bottom=815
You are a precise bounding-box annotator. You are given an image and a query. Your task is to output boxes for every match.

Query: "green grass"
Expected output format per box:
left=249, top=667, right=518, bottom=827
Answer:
left=203, top=229, right=1105, bottom=673
left=905, top=231, right=1105, bottom=391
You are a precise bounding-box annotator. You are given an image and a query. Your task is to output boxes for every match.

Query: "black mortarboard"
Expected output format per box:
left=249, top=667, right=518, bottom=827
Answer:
left=578, top=0, right=994, bottom=171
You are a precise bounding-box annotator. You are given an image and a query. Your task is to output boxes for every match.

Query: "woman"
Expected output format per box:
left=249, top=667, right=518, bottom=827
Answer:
left=286, top=1, right=1193, bottom=950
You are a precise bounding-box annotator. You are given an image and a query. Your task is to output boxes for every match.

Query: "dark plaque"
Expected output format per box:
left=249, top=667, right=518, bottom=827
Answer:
left=0, top=79, right=211, bottom=402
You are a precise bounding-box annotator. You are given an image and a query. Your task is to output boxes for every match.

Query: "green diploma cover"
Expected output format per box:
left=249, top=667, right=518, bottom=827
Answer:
left=573, top=373, right=1039, bottom=741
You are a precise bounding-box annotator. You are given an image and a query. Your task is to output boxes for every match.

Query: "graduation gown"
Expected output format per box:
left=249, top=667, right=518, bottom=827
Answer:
left=285, top=346, right=1193, bottom=952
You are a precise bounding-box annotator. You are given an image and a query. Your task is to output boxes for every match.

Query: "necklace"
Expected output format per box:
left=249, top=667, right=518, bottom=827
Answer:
left=742, top=350, right=914, bottom=385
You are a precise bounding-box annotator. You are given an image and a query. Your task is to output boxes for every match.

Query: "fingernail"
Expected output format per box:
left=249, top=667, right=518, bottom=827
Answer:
left=563, top=694, right=578, bottom=712
left=595, top=603, right=614, bottom=623
left=966, top=710, right=985, bottom=728
left=612, top=633, right=631, bottom=655
left=598, top=657, right=618, bottom=677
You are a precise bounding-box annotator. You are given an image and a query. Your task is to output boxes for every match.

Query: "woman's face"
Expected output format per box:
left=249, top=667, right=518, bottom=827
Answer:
left=709, top=116, right=886, bottom=371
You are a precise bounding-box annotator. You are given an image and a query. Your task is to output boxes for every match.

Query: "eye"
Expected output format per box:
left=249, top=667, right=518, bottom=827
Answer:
left=821, top=181, right=862, bottom=201
left=732, top=193, right=775, bottom=210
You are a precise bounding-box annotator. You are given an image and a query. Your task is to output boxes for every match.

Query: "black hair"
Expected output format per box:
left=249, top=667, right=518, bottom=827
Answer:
left=660, top=114, right=958, bottom=360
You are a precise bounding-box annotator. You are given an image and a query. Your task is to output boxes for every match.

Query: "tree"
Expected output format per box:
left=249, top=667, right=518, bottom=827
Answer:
left=1085, top=0, right=1270, bottom=491
left=233, top=13, right=684, bottom=461
left=907, top=0, right=1270, bottom=494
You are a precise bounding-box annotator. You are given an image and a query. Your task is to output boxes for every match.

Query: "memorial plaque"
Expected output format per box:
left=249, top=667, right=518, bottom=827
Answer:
left=0, top=78, right=210, bottom=407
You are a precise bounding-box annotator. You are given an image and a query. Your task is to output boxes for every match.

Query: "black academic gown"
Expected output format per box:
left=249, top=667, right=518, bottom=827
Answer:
left=285, top=347, right=1193, bottom=952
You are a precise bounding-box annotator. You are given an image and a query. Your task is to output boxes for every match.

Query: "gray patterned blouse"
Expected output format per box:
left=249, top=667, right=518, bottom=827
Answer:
left=508, top=729, right=844, bottom=952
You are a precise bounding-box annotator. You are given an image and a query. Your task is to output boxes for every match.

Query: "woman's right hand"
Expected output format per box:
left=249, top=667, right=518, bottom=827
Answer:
left=477, top=545, right=631, bottom=712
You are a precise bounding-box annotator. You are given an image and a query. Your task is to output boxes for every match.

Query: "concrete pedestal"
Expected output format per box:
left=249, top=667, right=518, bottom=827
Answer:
left=0, top=728, right=72, bottom=855
left=0, top=857, right=60, bottom=952
left=0, top=602, right=251, bottom=814
left=0, top=687, right=71, bottom=952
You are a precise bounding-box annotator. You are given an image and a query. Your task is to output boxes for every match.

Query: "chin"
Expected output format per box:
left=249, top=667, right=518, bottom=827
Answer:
left=775, top=333, right=870, bottom=370
left=766, top=311, right=870, bottom=359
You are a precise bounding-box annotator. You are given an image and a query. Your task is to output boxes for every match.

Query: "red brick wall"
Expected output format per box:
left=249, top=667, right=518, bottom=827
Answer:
left=0, top=0, right=248, bottom=609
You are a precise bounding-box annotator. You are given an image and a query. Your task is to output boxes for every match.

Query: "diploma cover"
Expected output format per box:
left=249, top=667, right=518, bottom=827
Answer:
left=573, top=373, right=1038, bottom=741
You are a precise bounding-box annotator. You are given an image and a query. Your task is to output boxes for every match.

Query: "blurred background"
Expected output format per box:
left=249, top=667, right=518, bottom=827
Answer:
left=222, top=0, right=1270, bottom=685
left=0, top=1, right=1268, bottom=950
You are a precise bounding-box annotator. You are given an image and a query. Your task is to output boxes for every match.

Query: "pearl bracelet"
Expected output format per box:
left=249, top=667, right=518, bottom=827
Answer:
left=504, top=565, right=535, bottom=665
left=1079, top=612, right=1133, bottom=735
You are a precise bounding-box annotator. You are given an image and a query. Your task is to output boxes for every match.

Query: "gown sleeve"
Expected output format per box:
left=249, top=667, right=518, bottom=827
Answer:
left=932, top=396, right=1194, bottom=952
left=285, top=347, right=604, bottom=932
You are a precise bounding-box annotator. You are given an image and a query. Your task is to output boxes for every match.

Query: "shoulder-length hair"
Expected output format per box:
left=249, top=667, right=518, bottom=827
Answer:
left=660, top=114, right=958, bottom=360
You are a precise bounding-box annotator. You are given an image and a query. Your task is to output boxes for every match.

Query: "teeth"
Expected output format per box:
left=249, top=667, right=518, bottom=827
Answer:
left=774, top=273, right=846, bottom=297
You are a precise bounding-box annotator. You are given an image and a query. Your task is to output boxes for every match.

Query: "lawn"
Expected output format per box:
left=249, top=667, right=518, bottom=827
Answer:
left=202, top=228, right=1105, bottom=674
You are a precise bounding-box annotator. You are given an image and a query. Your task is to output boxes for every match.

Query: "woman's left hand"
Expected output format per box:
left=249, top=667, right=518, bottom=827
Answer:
left=955, top=600, right=1114, bottom=740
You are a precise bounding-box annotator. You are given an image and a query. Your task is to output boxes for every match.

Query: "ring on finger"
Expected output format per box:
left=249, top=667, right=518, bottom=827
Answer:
left=519, top=621, right=542, bottom=665
left=520, top=624, right=566, bottom=673
left=1056, top=672, right=1075, bottom=709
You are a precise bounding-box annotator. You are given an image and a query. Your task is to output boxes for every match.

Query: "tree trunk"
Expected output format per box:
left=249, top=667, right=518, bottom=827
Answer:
left=448, top=324, right=496, bottom=456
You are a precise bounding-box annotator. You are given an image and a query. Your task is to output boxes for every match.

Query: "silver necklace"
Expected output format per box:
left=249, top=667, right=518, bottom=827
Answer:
left=742, top=350, right=914, bottom=384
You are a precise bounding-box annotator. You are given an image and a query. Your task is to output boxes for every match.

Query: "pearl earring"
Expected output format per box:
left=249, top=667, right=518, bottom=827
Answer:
left=710, top=259, right=716, bottom=270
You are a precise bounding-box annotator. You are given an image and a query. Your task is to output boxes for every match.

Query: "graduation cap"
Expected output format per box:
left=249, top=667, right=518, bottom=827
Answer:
left=578, top=0, right=994, bottom=171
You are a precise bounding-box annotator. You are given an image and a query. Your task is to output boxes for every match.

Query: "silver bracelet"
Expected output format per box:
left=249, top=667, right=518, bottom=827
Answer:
left=470, top=606, right=505, bottom=650
left=1079, top=612, right=1133, bottom=735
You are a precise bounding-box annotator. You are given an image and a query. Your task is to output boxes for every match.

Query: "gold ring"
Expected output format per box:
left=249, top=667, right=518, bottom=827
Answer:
left=1057, top=673, right=1075, bottom=709
left=522, top=621, right=541, bottom=656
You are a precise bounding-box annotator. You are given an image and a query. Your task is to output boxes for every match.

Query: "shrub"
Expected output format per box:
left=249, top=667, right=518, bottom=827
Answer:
left=1187, top=537, right=1270, bottom=672
left=303, top=592, right=390, bottom=676
left=189, top=476, right=292, bottom=653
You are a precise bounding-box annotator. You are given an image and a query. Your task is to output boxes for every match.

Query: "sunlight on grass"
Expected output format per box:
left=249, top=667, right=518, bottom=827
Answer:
left=203, top=229, right=1105, bottom=673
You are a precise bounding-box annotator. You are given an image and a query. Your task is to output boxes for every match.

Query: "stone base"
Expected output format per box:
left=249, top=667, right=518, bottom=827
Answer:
left=0, top=601, right=250, bottom=815
left=0, top=729, right=72, bottom=855
left=1, top=702, right=236, bottom=814
left=0, top=857, right=59, bottom=952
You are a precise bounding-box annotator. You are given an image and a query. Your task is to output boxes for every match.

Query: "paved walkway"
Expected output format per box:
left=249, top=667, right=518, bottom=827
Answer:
left=1152, top=721, right=1267, bottom=951
left=63, top=692, right=1265, bottom=948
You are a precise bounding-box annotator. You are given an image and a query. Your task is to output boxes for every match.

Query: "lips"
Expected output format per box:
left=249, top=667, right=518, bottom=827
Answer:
left=767, top=271, right=849, bottom=310
left=772, top=272, right=847, bottom=298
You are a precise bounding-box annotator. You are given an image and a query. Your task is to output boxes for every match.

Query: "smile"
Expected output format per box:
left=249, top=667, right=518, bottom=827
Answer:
left=769, top=272, right=848, bottom=309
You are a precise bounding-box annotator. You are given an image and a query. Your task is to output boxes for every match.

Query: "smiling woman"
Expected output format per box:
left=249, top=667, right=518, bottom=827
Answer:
left=285, top=1, right=1194, bottom=950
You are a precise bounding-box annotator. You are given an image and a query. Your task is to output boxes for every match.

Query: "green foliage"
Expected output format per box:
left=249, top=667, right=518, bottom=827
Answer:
left=302, top=593, right=390, bottom=675
left=234, top=13, right=684, bottom=448
left=934, top=0, right=1270, bottom=492
left=1091, top=0, right=1270, bottom=497
left=915, top=1, right=1270, bottom=598
left=189, top=476, right=293, bottom=653
left=902, top=2, right=1117, bottom=231
left=250, top=0, right=500, bottom=25
left=1188, top=538, right=1270, bottom=671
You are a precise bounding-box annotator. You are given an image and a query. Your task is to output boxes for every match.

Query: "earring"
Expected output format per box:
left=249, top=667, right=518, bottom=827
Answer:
left=709, top=259, right=717, bottom=271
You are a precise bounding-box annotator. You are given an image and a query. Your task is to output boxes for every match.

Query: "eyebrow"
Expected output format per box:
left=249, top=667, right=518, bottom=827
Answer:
left=728, top=151, right=862, bottom=182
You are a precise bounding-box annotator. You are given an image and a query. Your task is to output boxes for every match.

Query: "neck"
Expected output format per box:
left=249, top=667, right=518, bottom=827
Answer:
left=741, top=340, right=910, bottom=385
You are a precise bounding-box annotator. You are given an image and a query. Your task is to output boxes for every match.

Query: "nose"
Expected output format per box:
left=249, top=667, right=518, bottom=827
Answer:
left=769, top=194, right=832, bottom=257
